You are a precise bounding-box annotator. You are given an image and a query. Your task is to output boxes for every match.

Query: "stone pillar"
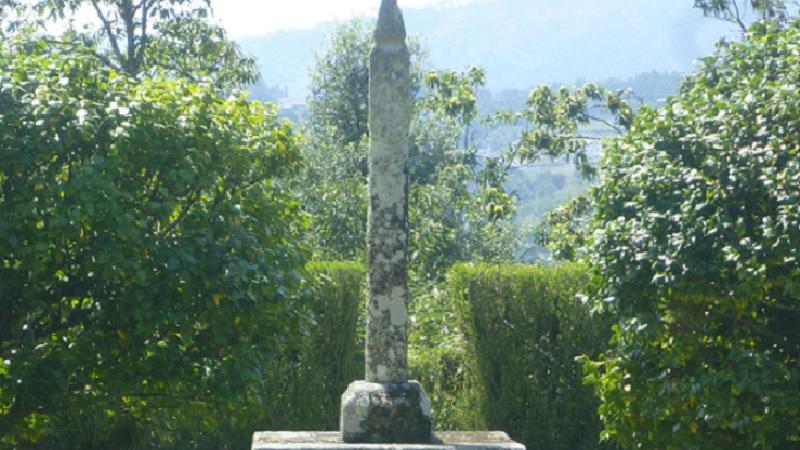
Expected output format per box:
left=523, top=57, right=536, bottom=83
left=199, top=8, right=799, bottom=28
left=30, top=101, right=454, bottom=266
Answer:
left=365, top=0, right=411, bottom=386
left=340, top=0, right=432, bottom=443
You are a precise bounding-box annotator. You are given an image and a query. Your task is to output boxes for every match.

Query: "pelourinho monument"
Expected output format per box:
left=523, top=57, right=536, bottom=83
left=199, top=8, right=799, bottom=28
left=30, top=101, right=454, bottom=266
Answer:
left=251, top=2, right=527, bottom=450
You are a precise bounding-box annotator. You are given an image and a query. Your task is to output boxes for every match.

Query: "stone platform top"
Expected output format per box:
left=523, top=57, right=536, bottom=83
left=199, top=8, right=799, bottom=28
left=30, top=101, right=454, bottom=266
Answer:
left=252, top=432, right=526, bottom=450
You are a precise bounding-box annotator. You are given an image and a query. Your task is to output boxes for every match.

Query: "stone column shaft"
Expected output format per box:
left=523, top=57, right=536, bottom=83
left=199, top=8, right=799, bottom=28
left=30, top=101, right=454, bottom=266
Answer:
left=340, top=3, right=432, bottom=442
left=365, top=0, right=411, bottom=384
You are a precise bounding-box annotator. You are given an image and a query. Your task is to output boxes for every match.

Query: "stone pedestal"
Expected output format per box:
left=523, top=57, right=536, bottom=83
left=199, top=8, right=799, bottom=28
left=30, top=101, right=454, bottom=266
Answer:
left=252, top=431, right=526, bottom=450
left=340, top=381, right=432, bottom=443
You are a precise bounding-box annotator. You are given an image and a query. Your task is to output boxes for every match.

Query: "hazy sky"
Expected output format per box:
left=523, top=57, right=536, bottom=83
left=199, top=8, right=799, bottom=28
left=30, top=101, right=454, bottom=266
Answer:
left=38, top=0, right=484, bottom=38
left=213, top=0, right=482, bottom=37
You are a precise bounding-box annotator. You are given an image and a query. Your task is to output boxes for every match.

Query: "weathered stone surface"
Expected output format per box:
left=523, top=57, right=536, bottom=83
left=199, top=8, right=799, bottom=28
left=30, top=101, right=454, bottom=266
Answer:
left=365, top=0, right=411, bottom=385
left=252, top=431, right=526, bottom=450
left=340, top=380, right=432, bottom=444
left=338, top=0, right=433, bottom=444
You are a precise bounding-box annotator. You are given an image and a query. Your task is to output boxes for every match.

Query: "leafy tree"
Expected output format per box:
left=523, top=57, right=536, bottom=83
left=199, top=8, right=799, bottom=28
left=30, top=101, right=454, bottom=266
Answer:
left=492, top=84, right=637, bottom=261
left=306, top=20, right=425, bottom=151
left=0, top=0, right=22, bottom=34
left=412, top=76, right=520, bottom=279
left=694, top=0, right=798, bottom=32
left=0, top=35, right=305, bottom=449
left=408, top=151, right=518, bottom=280
left=581, top=20, right=800, bottom=450
left=302, top=21, right=422, bottom=261
left=523, top=0, right=799, bottom=263
left=533, top=195, right=593, bottom=261
left=301, top=131, right=368, bottom=261
left=307, top=20, right=373, bottom=153
left=302, top=20, right=519, bottom=277
left=27, top=0, right=257, bottom=89
left=495, top=83, right=636, bottom=178
left=423, top=66, right=486, bottom=149
left=142, top=14, right=257, bottom=87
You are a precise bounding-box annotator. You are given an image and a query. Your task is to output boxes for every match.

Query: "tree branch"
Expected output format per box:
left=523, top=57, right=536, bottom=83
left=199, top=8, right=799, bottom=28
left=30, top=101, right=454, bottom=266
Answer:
left=119, top=0, right=137, bottom=73
left=162, top=188, right=201, bottom=236
left=90, top=0, right=125, bottom=67
left=731, top=0, right=749, bottom=34
left=133, top=0, right=152, bottom=72
left=587, top=114, right=624, bottom=135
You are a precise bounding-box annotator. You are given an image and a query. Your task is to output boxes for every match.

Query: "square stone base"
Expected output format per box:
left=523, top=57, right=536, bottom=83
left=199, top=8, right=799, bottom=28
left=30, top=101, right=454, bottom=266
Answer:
left=340, top=380, right=432, bottom=443
left=251, top=431, right=526, bottom=450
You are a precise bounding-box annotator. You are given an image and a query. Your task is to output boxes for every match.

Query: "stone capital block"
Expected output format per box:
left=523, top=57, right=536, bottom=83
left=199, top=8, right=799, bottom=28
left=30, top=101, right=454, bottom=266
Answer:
left=340, top=380, right=433, bottom=443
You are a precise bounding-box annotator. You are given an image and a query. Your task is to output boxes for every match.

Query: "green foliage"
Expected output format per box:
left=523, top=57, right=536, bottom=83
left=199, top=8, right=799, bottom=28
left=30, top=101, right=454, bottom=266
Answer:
left=693, top=0, right=797, bottom=31
left=302, top=20, right=519, bottom=279
left=495, top=84, right=635, bottom=178
left=27, top=0, right=257, bottom=89
left=0, top=0, right=21, bottom=33
left=262, top=261, right=364, bottom=431
left=300, top=134, right=368, bottom=261
left=409, top=161, right=519, bottom=280
left=584, top=20, right=800, bottom=450
left=0, top=36, right=305, bottom=449
left=423, top=66, right=485, bottom=149
left=306, top=19, right=425, bottom=149
left=143, top=15, right=258, bottom=88
left=1, top=0, right=29, bottom=36
left=307, top=20, right=373, bottom=149
left=494, top=84, right=636, bottom=262
left=533, top=195, right=593, bottom=261
left=408, top=282, right=485, bottom=431
left=449, top=263, right=615, bottom=450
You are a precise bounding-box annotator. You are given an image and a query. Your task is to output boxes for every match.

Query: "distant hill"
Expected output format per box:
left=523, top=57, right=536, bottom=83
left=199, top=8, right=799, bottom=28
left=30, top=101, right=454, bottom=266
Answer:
left=237, top=0, right=735, bottom=102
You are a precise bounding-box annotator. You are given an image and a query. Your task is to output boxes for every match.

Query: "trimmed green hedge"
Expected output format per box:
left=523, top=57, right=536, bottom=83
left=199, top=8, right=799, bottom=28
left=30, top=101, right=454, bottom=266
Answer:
left=262, top=261, right=364, bottom=431
left=450, top=263, right=616, bottom=450
left=409, top=281, right=485, bottom=431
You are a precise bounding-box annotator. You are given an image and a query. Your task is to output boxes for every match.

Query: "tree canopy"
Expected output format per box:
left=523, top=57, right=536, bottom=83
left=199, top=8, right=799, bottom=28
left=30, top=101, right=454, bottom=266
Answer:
left=300, top=20, right=519, bottom=279
left=9, top=0, right=258, bottom=89
left=694, top=0, right=799, bottom=31
left=582, top=20, right=800, bottom=450
left=0, top=35, right=305, bottom=448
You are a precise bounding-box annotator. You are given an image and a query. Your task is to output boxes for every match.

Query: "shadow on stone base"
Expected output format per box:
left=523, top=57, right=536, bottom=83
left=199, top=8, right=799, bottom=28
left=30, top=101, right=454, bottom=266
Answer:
left=340, top=380, right=432, bottom=443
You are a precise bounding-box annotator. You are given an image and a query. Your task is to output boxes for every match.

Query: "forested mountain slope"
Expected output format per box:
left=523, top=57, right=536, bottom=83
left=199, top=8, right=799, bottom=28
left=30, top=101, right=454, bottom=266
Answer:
left=238, top=0, right=734, bottom=101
